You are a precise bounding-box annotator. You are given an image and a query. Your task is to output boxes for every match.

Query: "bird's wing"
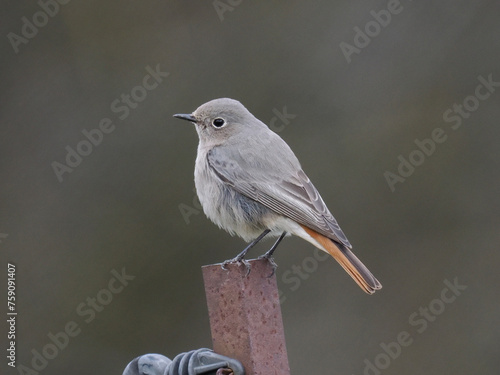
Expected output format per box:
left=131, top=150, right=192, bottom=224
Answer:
left=207, top=138, right=352, bottom=248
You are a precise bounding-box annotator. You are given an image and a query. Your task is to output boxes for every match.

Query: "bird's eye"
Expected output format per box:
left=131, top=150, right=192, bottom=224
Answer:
left=212, top=118, right=226, bottom=128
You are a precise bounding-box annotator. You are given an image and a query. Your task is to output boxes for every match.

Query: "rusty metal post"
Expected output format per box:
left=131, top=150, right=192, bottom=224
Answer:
left=202, top=259, right=291, bottom=375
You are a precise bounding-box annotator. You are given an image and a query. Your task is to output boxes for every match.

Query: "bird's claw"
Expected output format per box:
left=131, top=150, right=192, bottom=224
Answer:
left=240, top=259, right=251, bottom=276
left=221, top=258, right=252, bottom=276
left=257, top=255, right=278, bottom=277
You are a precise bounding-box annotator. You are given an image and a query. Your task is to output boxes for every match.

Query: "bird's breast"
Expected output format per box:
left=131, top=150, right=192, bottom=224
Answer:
left=194, top=149, right=273, bottom=241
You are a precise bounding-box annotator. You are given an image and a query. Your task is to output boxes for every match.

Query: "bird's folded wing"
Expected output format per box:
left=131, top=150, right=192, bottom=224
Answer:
left=207, top=146, right=352, bottom=248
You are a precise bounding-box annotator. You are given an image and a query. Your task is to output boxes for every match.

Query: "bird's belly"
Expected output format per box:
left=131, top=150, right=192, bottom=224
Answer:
left=195, top=159, right=274, bottom=242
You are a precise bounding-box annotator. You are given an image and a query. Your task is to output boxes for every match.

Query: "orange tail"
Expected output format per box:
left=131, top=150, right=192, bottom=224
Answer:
left=301, top=226, right=382, bottom=294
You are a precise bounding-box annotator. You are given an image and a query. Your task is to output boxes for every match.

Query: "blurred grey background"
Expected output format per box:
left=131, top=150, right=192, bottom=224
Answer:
left=1, top=1, right=499, bottom=374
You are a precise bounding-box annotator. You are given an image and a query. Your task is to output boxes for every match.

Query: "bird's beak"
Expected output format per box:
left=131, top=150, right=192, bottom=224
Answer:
left=173, top=113, right=197, bottom=123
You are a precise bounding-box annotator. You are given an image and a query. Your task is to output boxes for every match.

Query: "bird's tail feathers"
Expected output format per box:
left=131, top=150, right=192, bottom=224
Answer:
left=301, top=225, right=382, bottom=294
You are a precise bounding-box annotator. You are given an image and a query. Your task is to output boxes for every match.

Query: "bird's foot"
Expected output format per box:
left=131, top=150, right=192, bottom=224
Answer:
left=221, top=257, right=252, bottom=276
left=257, top=254, right=278, bottom=277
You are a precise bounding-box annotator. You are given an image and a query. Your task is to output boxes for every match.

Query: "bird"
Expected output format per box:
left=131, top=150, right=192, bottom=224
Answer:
left=174, top=98, right=381, bottom=294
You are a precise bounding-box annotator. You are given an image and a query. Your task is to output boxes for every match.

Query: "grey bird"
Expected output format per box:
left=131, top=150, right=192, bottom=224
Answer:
left=174, top=98, right=381, bottom=294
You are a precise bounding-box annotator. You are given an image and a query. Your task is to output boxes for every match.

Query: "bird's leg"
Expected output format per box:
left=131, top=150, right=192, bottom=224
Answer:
left=222, top=229, right=271, bottom=274
left=258, top=231, right=287, bottom=276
